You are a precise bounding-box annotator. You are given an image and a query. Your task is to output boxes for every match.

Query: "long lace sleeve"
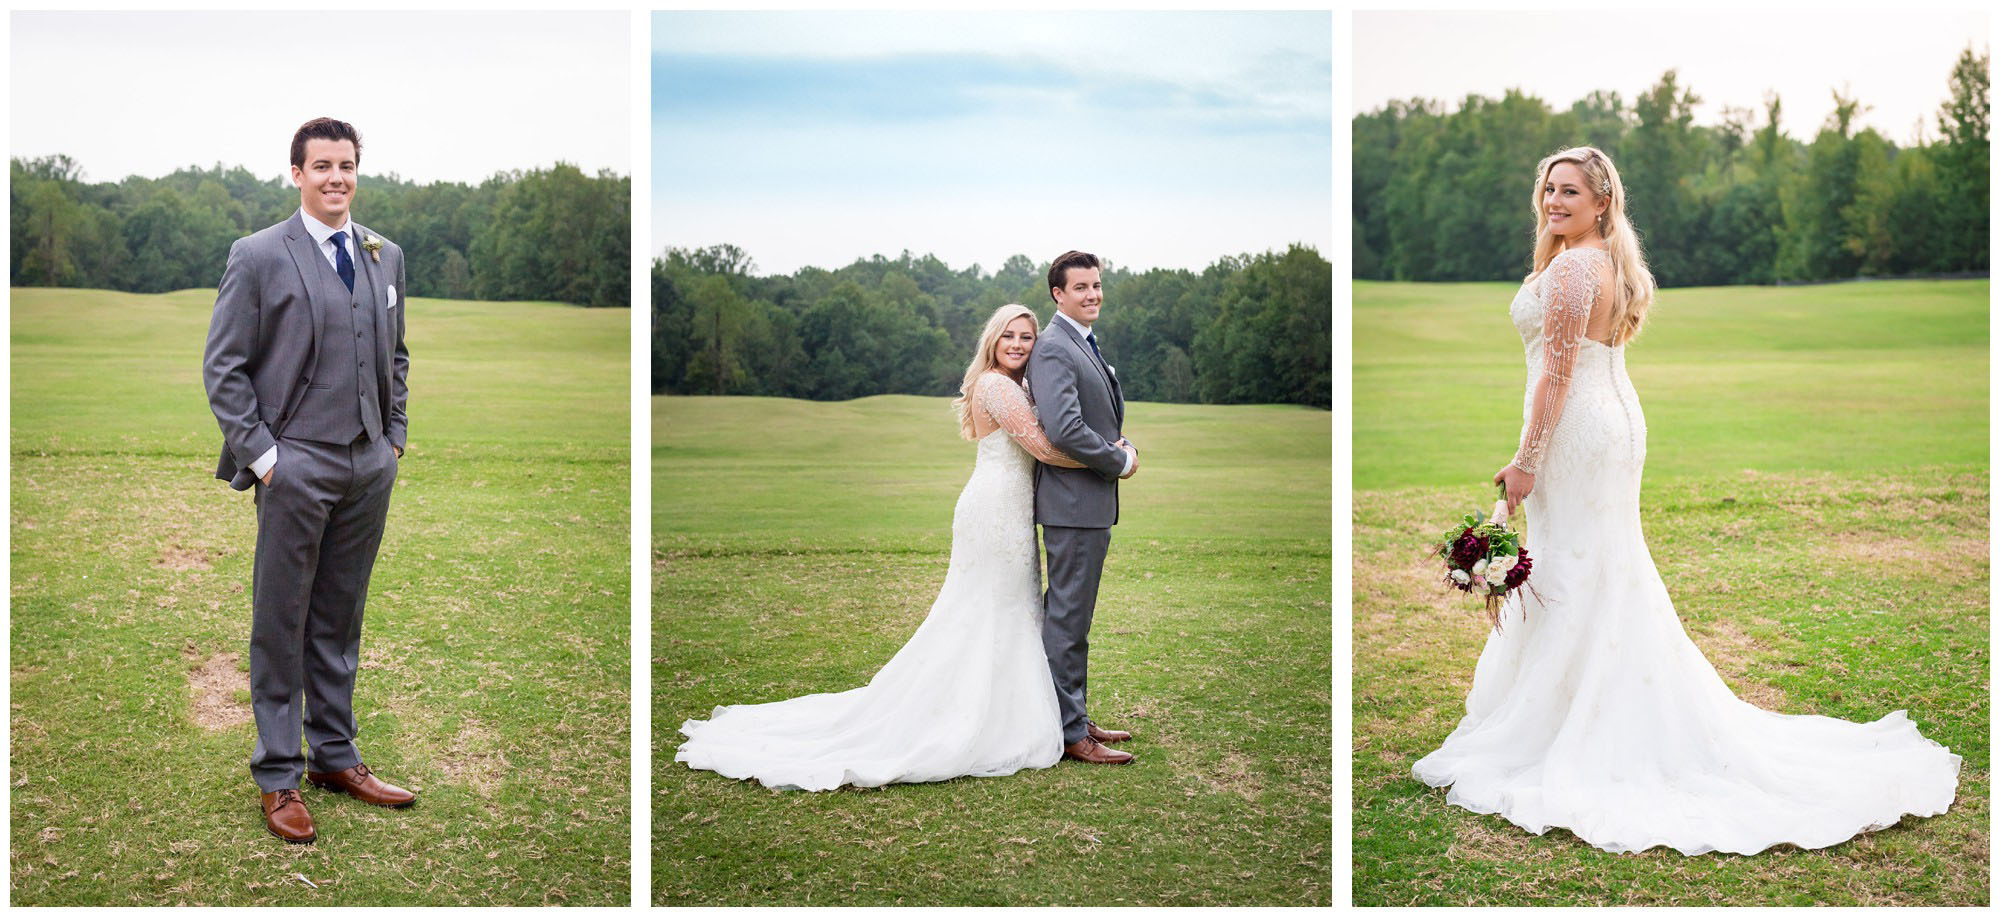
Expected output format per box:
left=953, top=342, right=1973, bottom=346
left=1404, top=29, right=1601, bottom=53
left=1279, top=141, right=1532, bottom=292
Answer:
left=977, top=374, right=1085, bottom=468
left=1512, top=250, right=1603, bottom=475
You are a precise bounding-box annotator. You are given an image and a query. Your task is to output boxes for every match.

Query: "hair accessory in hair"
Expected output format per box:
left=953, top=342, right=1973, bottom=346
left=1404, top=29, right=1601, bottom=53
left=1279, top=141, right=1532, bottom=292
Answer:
left=1598, top=178, right=1612, bottom=196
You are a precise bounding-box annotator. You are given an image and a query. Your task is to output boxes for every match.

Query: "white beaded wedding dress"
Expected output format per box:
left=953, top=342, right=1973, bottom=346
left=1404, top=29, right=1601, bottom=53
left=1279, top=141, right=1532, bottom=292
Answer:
left=675, top=372, right=1066, bottom=790
left=1412, top=246, right=1961, bottom=855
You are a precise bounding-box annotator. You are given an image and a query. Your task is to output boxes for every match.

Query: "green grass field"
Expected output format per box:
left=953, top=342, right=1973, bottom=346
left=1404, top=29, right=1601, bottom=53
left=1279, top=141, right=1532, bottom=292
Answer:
left=10, top=287, right=630, bottom=905
left=654, top=395, right=1331, bottom=905
left=1353, top=279, right=1988, bottom=906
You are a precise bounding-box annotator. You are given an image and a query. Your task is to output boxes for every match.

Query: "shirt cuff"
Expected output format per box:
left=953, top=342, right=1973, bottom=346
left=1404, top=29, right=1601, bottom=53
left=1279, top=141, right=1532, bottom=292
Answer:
left=1120, top=449, right=1134, bottom=477
left=249, top=444, right=278, bottom=479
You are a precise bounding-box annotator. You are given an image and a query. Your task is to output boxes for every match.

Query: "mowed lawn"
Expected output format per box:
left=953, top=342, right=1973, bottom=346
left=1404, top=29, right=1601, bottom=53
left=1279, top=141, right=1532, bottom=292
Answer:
left=1353, top=279, right=1988, bottom=905
left=654, top=395, right=1331, bottom=905
left=10, top=287, right=630, bottom=905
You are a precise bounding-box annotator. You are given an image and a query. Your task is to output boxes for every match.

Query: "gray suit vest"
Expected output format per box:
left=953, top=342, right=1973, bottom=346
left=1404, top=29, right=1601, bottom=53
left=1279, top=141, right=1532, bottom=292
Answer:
left=287, top=247, right=383, bottom=445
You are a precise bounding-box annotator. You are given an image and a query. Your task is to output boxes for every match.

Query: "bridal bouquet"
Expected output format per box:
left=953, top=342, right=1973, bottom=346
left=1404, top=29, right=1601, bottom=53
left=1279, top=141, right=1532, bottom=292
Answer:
left=1433, top=491, right=1534, bottom=629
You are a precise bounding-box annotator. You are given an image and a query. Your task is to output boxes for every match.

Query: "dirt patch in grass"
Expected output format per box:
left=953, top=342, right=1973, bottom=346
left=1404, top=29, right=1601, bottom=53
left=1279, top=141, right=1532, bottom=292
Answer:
left=189, top=652, right=252, bottom=730
left=1191, top=750, right=1264, bottom=800
left=435, top=720, right=509, bottom=796
left=1687, top=617, right=1790, bottom=711
left=156, top=543, right=216, bottom=572
left=1827, top=534, right=1988, bottom=581
left=1447, top=808, right=1562, bottom=864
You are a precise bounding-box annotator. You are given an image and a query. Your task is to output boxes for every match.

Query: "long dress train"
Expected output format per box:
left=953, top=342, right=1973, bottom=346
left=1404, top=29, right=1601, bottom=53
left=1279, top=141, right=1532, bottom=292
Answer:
left=675, top=373, right=1066, bottom=790
left=1412, top=246, right=1961, bottom=855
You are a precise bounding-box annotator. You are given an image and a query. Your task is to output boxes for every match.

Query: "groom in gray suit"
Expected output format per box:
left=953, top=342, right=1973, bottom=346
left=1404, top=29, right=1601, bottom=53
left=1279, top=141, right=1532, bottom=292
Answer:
left=203, top=118, right=415, bottom=844
left=1026, top=250, right=1140, bottom=766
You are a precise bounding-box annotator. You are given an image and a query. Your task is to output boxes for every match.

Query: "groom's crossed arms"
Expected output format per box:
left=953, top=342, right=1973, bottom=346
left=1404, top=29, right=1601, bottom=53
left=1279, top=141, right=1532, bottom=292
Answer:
left=1029, top=345, right=1133, bottom=482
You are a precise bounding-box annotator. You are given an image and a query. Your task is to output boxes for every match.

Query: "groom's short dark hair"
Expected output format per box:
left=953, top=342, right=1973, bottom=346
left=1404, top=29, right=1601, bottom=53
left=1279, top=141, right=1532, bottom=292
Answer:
left=1047, top=250, right=1100, bottom=301
left=290, top=118, right=363, bottom=168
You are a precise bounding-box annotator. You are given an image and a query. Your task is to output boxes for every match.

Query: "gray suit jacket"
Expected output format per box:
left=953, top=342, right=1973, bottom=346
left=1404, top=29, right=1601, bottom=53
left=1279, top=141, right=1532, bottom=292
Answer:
left=1026, top=316, right=1126, bottom=527
left=203, top=211, right=409, bottom=490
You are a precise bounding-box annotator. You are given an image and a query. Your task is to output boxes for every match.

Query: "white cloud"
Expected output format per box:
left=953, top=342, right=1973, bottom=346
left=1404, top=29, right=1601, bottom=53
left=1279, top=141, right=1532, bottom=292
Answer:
left=652, top=10, right=1332, bottom=274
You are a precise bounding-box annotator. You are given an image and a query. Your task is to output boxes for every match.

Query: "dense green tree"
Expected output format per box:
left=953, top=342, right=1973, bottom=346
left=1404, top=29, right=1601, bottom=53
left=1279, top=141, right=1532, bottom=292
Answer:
left=651, top=244, right=1330, bottom=409
left=9, top=156, right=628, bottom=306
left=652, top=264, right=691, bottom=394
left=1191, top=246, right=1332, bottom=408
left=1352, top=53, right=1988, bottom=287
left=19, top=179, right=82, bottom=285
left=684, top=275, right=751, bottom=394
left=1621, top=71, right=1702, bottom=285
left=1931, top=46, right=1990, bottom=272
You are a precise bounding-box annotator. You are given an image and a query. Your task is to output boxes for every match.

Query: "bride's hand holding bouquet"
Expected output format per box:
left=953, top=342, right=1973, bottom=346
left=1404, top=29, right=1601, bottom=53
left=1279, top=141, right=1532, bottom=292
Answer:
left=1492, top=462, right=1534, bottom=518
left=1434, top=483, right=1534, bottom=630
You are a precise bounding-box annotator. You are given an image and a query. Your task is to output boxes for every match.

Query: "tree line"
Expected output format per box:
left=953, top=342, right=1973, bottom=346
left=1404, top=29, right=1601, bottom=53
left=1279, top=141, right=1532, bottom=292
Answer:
left=1354, top=47, right=1988, bottom=286
left=10, top=157, right=630, bottom=307
left=651, top=244, right=1331, bottom=408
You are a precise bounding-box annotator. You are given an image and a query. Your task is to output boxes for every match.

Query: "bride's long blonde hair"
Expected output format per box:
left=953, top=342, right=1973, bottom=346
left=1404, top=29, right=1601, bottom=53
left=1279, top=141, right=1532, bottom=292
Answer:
left=952, top=303, right=1039, bottom=440
left=1528, top=146, right=1656, bottom=346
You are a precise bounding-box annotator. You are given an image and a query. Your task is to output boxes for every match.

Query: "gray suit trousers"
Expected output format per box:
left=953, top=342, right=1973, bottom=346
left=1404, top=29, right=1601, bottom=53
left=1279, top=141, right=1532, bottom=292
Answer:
left=249, top=435, right=397, bottom=791
left=1043, top=524, right=1112, bottom=745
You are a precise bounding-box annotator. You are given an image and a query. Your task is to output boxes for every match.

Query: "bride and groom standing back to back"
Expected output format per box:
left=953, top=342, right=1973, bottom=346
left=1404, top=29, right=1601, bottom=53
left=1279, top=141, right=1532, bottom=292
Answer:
left=677, top=250, right=1143, bottom=790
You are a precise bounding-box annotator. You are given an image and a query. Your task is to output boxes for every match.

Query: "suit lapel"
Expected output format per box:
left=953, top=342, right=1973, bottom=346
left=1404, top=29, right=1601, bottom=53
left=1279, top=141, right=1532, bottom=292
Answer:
left=1053, top=316, right=1122, bottom=422
left=1054, top=316, right=1115, bottom=393
left=281, top=212, right=329, bottom=377
left=350, top=221, right=387, bottom=362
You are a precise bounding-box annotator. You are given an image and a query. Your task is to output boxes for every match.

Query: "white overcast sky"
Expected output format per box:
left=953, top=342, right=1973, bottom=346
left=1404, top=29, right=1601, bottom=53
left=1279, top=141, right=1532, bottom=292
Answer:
left=10, top=11, right=629, bottom=185
left=1355, top=11, right=1990, bottom=146
left=653, top=11, right=1333, bottom=276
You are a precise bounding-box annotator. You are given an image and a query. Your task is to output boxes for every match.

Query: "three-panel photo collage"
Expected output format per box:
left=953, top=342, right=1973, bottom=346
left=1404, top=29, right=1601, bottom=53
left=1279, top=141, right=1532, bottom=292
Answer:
left=7, top=7, right=1991, bottom=908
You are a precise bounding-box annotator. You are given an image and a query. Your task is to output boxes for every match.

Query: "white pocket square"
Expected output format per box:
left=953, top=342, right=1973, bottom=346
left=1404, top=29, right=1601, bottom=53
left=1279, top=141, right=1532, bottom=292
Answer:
left=385, top=284, right=397, bottom=308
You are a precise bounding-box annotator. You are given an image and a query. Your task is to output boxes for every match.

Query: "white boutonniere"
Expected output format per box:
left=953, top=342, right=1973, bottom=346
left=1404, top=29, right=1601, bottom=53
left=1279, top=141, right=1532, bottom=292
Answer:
left=361, top=234, right=384, bottom=263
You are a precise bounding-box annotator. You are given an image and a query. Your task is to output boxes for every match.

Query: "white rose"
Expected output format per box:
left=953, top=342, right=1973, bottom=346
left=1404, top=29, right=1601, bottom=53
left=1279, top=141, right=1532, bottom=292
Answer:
left=1450, top=569, right=1471, bottom=585
left=1471, top=559, right=1489, bottom=576
left=1490, top=555, right=1516, bottom=573
left=1486, top=568, right=1508, bottom=588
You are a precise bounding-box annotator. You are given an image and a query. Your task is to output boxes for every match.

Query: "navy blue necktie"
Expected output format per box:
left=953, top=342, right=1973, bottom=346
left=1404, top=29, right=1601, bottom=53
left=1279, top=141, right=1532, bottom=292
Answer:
left=1085, top=332, right=1103, bottom=365
left=330, top=230, right=355, bottom=292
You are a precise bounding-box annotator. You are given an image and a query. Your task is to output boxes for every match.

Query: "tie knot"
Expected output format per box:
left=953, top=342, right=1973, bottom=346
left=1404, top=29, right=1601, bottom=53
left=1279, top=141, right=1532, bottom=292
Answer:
left=330, top=230, right=346, bottom=247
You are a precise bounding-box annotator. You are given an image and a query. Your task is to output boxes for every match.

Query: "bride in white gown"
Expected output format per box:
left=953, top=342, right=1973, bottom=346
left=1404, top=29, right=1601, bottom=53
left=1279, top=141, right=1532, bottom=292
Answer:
left=1412, top=146, right=1961, bottom=855
left=677, top=304, right=1131, bottom=791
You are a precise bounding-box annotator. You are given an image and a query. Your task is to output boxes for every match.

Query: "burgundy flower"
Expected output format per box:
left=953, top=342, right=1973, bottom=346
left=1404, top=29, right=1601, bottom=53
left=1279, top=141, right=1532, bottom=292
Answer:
left=1504, top=548, right=1533, bottom=589
left=1449, top=531, right=1488, bottom=570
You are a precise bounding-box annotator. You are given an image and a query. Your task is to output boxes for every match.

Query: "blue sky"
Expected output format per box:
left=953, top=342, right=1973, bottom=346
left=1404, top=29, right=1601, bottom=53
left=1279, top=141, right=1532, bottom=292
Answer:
left=652, top=11, right=1332, bottom=275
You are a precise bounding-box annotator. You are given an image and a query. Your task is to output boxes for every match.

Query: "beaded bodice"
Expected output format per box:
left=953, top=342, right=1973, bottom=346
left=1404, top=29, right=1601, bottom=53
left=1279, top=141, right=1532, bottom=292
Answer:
left=1508, top=247, right=1645, bottom=476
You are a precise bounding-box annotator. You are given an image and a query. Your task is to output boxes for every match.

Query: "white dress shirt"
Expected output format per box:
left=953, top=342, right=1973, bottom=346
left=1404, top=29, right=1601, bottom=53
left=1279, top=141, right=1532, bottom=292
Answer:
left=299, top=207, right=356, bottom=271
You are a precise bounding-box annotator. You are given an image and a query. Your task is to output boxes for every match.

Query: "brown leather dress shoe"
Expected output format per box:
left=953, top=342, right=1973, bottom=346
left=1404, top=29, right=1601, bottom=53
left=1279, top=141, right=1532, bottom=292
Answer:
left=1063, top=736, right=1135, bottom=765
left=1087, top=722, right=1133, bottom=744
left=306, top=763, right=416, bottom=808
left=260, top=788, right=315, bottom=844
